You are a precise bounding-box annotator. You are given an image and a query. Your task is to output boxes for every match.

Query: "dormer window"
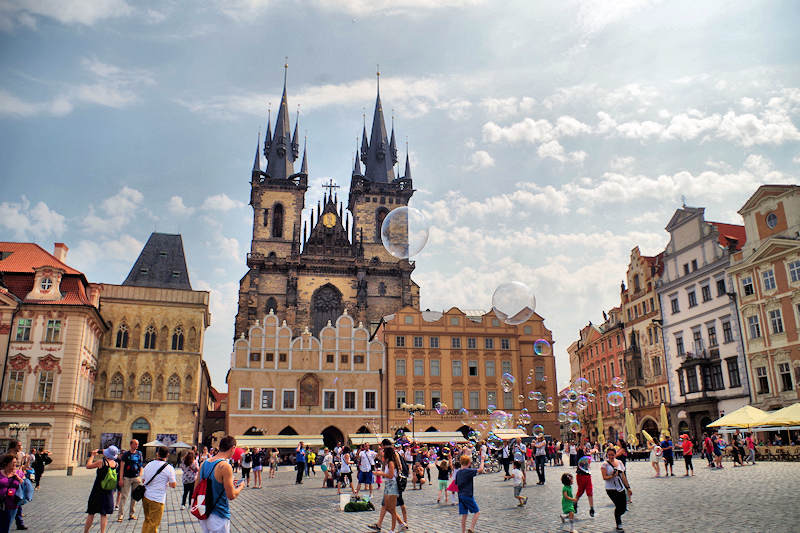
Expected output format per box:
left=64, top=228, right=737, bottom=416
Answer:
left=171, top=271, right=180, bottom=278
left=40, top=278, right=53, bottom=291
left=140, top=268, right=149, bottom=275
left=159, top=251, right=167, bottom=258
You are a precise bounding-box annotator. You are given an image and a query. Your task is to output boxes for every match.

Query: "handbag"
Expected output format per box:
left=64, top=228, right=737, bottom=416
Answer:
left=132, top=462, right=168, bottom=502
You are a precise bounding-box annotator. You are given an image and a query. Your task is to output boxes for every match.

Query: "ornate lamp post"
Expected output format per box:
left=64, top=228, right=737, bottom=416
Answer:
left=400, top=403, right=425, bottom=441
left=9, top=422, right=29, bottom=442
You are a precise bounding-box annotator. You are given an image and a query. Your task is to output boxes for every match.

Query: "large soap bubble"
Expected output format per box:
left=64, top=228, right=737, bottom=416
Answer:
left=501, top=373, right=516, bottom=393
left=533, top=339, right=551, bottom=356
left=380, top=206, right=430, bottom=259
left=607, top=390, right=625, bottom=407
left=491, top=281, right=536, bottom=325
left=574, top=377, right=590, bottom=394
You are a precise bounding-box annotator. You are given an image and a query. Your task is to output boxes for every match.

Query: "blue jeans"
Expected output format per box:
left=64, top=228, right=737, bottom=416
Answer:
left=535, top=455, right=546, bottom=484
left=0, top=508, right=19, bottom=533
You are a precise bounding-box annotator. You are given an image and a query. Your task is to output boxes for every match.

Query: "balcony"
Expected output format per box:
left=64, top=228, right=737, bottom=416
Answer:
left=624, top=345, right=641, bottom=360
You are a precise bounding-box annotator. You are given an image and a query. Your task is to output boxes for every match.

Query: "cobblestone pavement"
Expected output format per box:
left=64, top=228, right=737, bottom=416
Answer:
left=20, top=459, right=800, bottom=532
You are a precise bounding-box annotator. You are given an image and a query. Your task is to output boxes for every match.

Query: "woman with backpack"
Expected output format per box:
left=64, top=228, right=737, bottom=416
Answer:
left=83, top=446, right=119, bottom=533
left=181, top=452, right=199, bottom=509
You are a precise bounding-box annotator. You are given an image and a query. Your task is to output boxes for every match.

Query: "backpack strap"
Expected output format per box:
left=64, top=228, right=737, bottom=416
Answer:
left=144, top=462, right=169, bottom=486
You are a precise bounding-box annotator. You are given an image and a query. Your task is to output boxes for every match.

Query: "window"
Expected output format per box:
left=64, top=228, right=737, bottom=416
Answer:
left=485, top=360, right=495, bottom=377
left=263, top=208, right=269, bottom=226
left=450, top=337, right=460, bottom=349
left=501, top=360, right=512, bottom=375
left=430, top=337, right=440, bottom=348
left=467, top=337, right=477, bottom=349
left=396, top=336, right=406, bottom=347
left=265, top=297, right=278, bottom=314
left=726, top=358, right=741, bottom=388
left=652, top=357, right=661, bottom=376
left=779, top=363, right=793, bottom=391
left=15, top=318, right=31, bottom=341
left=144, top=325, right=157, bottom=350
left=676, top=336, right=685, bottom=356
left=693, top=329, right=704, bottom=353
left=354, top=355, right=364, bottom=364
left=487, top=390, right=497, bottom=407
left=500, top=338, right=510, bottom=350
left=686, top=368, right=699, bottom=393
left=279, top=353, right=287, bottom=362
left=742, top=276, right=754, bottom=296
left=650, top=297, right=655, bottom=313
left=722, top=321, right=734, bottom=343
left=711, top=364, right=725, bottom=390
left=404, top=315, right=413, bottom=324
left=769, top=309, right=784, bottom=334
left=687, top=290, right=697, bottom=308
left=109, top=373, right=123, bottom=399
left=6, top=371, right=24, bottom=402
left=503, top=391, right=513, bottom=409
left=523, top=326, right=532, bottom=335
left=272, top=203, right=284, bottom=238
left=365, top=391, right=377, bottom=410
left=633, top=274, right=640, bottom=292
left=396, top=390, right=406, bottom=408
left=468, top=360, right=478, bottom=377
left=747, top=315, right=761, bottom=339
left=790, top=261, right=800, bottom=283
left=484, top=338, right=494, bottom=349
left=250, top=352, right=261, bottom=363
left=671, top=297, right=679, bottom=314
left=326, top=353, right=334, bottom=363
left=683, top=264, right=690, bottom=275
left=678, top=371, right=686, bottom=395
left=535, top=366, right=544, bottom=381
left=167, top=375, right=181, bottom=400
left=756, top=367, right=769, bottom=394
left=413, top=336, right=423, bottom=348
left=453, top=391, right=464, bottom=409
left=707, top=325, right=718, bottom=347
left=171, top=326, right=184, bottom=351
left=610, top=361, right=614, bottom=377
left=452, top=360, right=462, bottom=377
left=341, top=354, right=349, bottom=364
left=647, top=328, right=653, bottom=345
left=138, top=374, right=152, bottom=401
left=701, top=285, right=711, bottom=302
left=40, top=277, right=52, bottom=290
left=282, top=389, right=296, bottom=409
left=115, top=324, right=129, bottom=348
left=450, top=317, right=459, bottom=326
left=239, top=388, right=253, bottom=409
left=617, top=334, right=621, bottom=346
left=261, top=389, right=274, bottom=409
left=42, top=319, right=60, bottom=343
left=431, top=390, right=441, bottom=407
left=691, top=259, right=698, bottom=271
left=766, top=212, right=778, bottom=228
left=716, top=278, right=727, bottom=297
left=762, top=270, right=776, bottom=291
left=430, top=359, right=440, bottom=377
left=469, top=391, right=480, bottom=409
left=344, top=390, right=356, bottom=410
left=413, top=359, right=424, bottom=376
left=396, top=359, right=406, bottom=376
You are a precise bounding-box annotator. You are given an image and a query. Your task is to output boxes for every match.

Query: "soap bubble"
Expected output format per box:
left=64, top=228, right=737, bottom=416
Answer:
left=501, top=373, right=516, bottom=393
left=607, top=390, right=625, bottom=407
left=435, top=402, right=447, bottom=415
left=525, top=375, right=533, bottom=385
left=487, top=433, right=504, bottom=450
left=586, top=392, right=596, bottom=403
left=569, top=420, right=582, bottom=433
left=578, top=456, right=591, bottom=471
left=532, top=424, right=544, bottom=436
left=528, top=391, right=536, bottom=401
left=491, top=281, right=536, bottom=325
left=518, top=412, right=531, bottom=425
left=574, top=377, right=590, bottom=394
left=559, top=398, right=570, bottom=411
left=533, top=339, right=551, bottom=356
left=567, top=411, right=578, bottom=422
left=558, top=411, right=568, bottom=423
left=533, top=391, right=543, bottom=401
left=517, top=394, right=525, bottom=403
left=490, top=410, right=512, bottom=430
left=478, top=421, right=488, bottom=431
left=467, top=430, right=480, bottom=442
left=537, top=400, right=546, bottom=411
left=545, top=401, right=554, bottom=413
left=380, top=206, right=430, bottom=259
left=611, top=376, right=625, bottom=389
left=487, top=404, right=496, bottom=414
left=576, top=395, right=588, bottom=410
left=567, top=389, right=578, bottom=402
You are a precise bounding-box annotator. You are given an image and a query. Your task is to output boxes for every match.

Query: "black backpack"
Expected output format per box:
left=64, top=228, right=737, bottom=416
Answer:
left=396, top=456, right=409, bottom=492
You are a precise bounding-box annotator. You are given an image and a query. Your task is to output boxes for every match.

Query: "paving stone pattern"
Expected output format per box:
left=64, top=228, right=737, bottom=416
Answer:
left=22, top=460, right=800, bottom=532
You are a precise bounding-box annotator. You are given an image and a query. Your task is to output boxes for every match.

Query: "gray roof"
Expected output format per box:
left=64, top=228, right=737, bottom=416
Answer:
left=362, top=76, right=397, bottom=183
left=122, top=233, right=192, bottom=290
left=264, top=69, right=298, bottom=180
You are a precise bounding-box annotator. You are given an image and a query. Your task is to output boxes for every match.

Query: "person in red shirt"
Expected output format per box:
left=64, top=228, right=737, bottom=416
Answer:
left=745, top=434, right=756, bottom=465
left=680, top=435, right=694, bottom=476
left=703, top=433, right=714, bottom=467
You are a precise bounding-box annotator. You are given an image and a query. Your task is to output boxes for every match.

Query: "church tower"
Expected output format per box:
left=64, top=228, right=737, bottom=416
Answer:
left=235, top=68, right=420, bottom=340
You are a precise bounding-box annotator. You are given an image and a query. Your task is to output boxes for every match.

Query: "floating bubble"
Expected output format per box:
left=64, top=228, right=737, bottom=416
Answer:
left=533, top=391, right=543, bottom=401
left=518, top=413, right=531, bottom=425
left=491, top=281, right=536, bottom=325
left=532, top=424, right=545, bottom=436
left=545, top=401, right=554, bottom=413
left=569, top=420, right=582, bottom=433
left=567, top=411, right=579, bottom=423
left=501, top=373, right=516, bottom=393
left=559, top=398, right=570, bottom=411
left=537, top=400, right=546, bottom=411
left=478, top=421, right=488, bottom=431
left=541, top=375, right=548, bottom=382
left=435, top=402, right=447, bottom=415
left=558, top=411, right=568, bottom=423
left=487, top=432, right=504, bottom=450
left=528, top=390, right=536, bottom=401
left=380, top=206, right=430, bottom=259
left=490, top=410, right=512, bottom=430
left=517, top=394, right=525, bottom=403
left=577, top=456, right=591, bottom=471
left=611, top=376, right=625, bottom=389
left=607, top=390, right=625, bottom=407
left=487, top=404, right=496, bottom=414
left=567, top=389, right=578, bottom=402
left=576, top=395, right=588, bottom=410
left=533, top=339, right=551, bottom=356
left=525, top=375, right=533, bottom=385
left=586, top=392, right=596, bottom=403
left=574, top=377, right=590, bottom=394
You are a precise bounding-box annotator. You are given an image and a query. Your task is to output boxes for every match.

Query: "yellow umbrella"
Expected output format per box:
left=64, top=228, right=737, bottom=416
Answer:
left=660, top=402, right=670, bottom=437
left=641, top=429, right=655, bottom=443
left=707, top=405, right=769, bottom=428
left=625, top=408, right=638, bottom=446
left=596, top=411, right=605, bottom=445
left=762, top=403, right=800, bottom=426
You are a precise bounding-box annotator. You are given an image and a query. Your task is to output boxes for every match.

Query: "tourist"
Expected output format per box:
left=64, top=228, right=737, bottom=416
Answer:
left=511, top=460, right=527, bottom=507
left=568, top=441, right=578, bottom=467
left=534, top=434, right=547, bottom=485
left=546, top=440, right=555, bottom=466
left=306, top=448, right=316, bottom=477
left=199, top=447, right=209, bottom=465
left=84, top=446, right=118, bottom=533
left=196, top=436, right=244, bottom=533
left=268, top=448, right=278, bottom=478
left=117, top=439, right=143, bottom=523
left=180, top=451, right=199, bottom=510
left=0, top=453, right=23, bottom=533
left=647, top=440, right=661, bottom=477
left=32, top=449, right=51, bottom=490
left=251, top=448, right=263, bottom=488
left=574, top=454, right=595, bottom=517
left=5, top=441, right=27, bottom=531
left=513, top=438, right=527, bottom=471
left=601, top=447, right=631, bottom=532
left=525, top=443, right=534, bottom=471
left=295, top=442, right=306, bottom=485
left=703, top=433, right=714, bottom=467
left=436, top=458, right=452, bottom=504
left=500, top=442, right=511, bottom=478
left=680, top=435, right=694, bottom=476
left=412, top=460, right=425, bottom=489
left=746, top=433, right=756, bottom=465
left=712, top=433, right=724, bottom=469
left=356, top=444, right=377, bottom=497
left=321, top=448, right=333, bottom=487
left=368, top=444, right=408, bottom=533
left=615, top=438, right=628, bottom=465
left=560, top=472, right=577, bottom=531
left=338, top=446, right=353, bottom=491
left=455, top=453, right=485, bottom=533
left=141, top=445, right=177, bottom=533
left=660, top=435, right=674, bottom=476
left=240, top=449, right=252, bottom=487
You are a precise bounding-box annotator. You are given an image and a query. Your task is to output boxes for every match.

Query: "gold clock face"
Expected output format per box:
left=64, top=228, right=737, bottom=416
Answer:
left=322, top=212, right=336, bottom=228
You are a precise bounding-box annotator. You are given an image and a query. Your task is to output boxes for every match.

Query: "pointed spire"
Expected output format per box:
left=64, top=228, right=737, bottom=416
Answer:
left=291, top=107, right=300, bottom=160
left=299, top=136, right=308, bottom=175
left=352, top=148, right=362, bottom=177
left=263, top=106, right=272, bottom=157
left=389, top=113, right=398, bottom=165
left=265, top=61, right=296, bottom=180
left=360, top=113, right=369, bottom=164
left=363, top=66, right=395, bottom=183
left=252, top=130, right=261, bottom=175
left=403, top=150, right=412, bottom=180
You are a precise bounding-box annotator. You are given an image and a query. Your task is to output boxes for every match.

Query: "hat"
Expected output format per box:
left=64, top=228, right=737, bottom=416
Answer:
left=103, top=446, right=119, bottom=460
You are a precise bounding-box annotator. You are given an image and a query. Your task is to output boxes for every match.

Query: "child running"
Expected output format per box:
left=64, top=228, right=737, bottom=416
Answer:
left=574, top=455, right=595, bottom=517
left=436, top=458, right=452, bottom=504
left=560, top=473, right=577, bottom=532
left=455, top=453, right=484, bottom=533
left=511, top=460, right=527, bottom=506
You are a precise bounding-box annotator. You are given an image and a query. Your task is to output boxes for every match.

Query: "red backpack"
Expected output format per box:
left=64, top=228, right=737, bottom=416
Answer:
left=190, top=461, right=220, bottom=520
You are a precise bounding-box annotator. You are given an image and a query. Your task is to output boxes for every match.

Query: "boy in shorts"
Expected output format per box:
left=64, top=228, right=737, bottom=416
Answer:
left=511, top=460, right=527, bottom=506
left=574, top=455, right=595, bottom=517
left=456, top=453, right=485, bottom=533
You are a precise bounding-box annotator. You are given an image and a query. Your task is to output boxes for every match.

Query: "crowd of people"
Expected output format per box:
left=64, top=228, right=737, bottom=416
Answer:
left=0, top=439, right=51, bottom=533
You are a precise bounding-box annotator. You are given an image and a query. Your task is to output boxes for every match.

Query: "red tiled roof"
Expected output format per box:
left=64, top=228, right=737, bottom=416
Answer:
left=0, top=242, right=82, bottom=275
left=709, top=222, right=746, bottom=251
left=642, top=252, right=665, bottom=276
left=3, top=272, right=93, bottom=306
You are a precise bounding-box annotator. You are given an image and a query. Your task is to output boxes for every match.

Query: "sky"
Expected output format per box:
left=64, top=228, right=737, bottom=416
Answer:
left=1, top=0, right=799, bottom=392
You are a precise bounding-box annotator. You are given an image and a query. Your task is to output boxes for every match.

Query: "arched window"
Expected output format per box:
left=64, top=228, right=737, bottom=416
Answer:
left=144, top=325, right=156, bottom=350
left=116, top=323, right=129, bottom=348
left=171, top=326, right=184, bottom=351
left=167, top=374, right=181, bottom=400
left=109, top=373, right=124, bottom=399
left=263, top=208, right=269, bottom=227
left=265, top=297, right=278, bottom=314
left=633, top=274, right=640, bottom=292
left=375, top=207, right=389, bottom=242
left=138, top=373, right=152, bottom=401
left=272, top=204, right=284, bottom=239
left=311, top=284, right=343, bottom=336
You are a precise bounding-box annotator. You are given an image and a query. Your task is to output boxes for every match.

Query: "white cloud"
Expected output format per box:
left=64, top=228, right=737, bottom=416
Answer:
left=0, top=0, right=132, bottom=29
left=168, top=196, right=195, bottom=216
left=463, top=150, right=495, bottom=171
left=82, top=186, right=144, bottom=235
left=0, top=196, right=65, bottom=239
left=793, top=154, right=800, bottom=164
left=716, top=110, right=800, bottom=146
left=201, top=193, right=245, bottom=211
left=479, top=96, right=536, bottom=119
left=217, top=0, right=485, bottom=20
left=609, top=156, right=635, bottom=172
left=482, top=114, right=591, bottom=145
left=576, top=0, right=663, bottom=36
left=69, top=234, right=143, bottom=274
left=536, top=140, right=586, bottom=163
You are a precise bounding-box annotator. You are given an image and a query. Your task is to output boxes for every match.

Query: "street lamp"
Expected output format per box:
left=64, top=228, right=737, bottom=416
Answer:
left=9, top=423, right=29, bottom=442
left=400, top=403, right=425, bottom=441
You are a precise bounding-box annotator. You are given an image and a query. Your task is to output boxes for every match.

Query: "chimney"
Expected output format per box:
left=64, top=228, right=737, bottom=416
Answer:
left=53, top=243, right=68, bottom=263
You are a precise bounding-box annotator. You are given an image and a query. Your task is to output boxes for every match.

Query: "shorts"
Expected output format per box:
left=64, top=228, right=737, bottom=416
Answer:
left=513, top=486, right=523, bottom=497
left=199, top=512, right=231, bottom=533
left=383, top=478, right=399, bottom=496
left=663, top=455, right=674, bottom=466
left=358, top=471, right=373, bottom=484
left=713, top=449, right=722, bottom=457
left=320, top=465, right=328, bottom=472
left=576, top=473, right=593, bottom=497
left=458, top=495, right=479, bottom=515
left=241, top=467, right=251, bottom=477
left=438, top=479, right=449, bottom=491
left=252, top=465, right=262, bottom=471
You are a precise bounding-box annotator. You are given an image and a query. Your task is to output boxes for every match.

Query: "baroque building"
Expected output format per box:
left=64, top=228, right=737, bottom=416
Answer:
left=658, top=207, right=750, bottom=438
left=0, top=242, right=106, bottom=469
left=91, top=233, right=212, bottom=455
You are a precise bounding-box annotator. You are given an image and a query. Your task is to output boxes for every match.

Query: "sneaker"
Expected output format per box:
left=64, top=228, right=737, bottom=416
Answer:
left=180, top=505, right=185, bottom=510
left=523, top=496, right=528, bottom=506
left=367, top=524, right=381, bottom=531
left=589, top=507, right=595, bottom=517
left=398, top=525, right=409, bottom=532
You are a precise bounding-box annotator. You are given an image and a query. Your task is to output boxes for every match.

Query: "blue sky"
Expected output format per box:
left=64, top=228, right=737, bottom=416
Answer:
left=1, top=0, right=799, bottom=391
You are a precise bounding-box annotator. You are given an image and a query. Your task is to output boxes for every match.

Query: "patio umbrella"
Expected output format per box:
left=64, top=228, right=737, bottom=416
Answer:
left=660, top=403, right=670, bottom=437
left=761, top=403, right=800, bottom=426
left=625, top=409, right=638, bottom=446
left=641, top=429, right=655, bottom=443
left=596, top=411, right=605, bottom=445
left=707, top=405, right=768, bottom=429
left=170, top=441, right=193, bottom=449
left=142, top=439, right=165, bottom=447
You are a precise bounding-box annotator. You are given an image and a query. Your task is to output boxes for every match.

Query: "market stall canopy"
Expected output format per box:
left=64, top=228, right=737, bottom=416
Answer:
left=762, top=403, right=800, bottom=426
left=707, top=405, right=769, bottom=428
left=493, top=429, right=528, bottom=440
left=142, top=439, right=166, bottom=447
left=170, top=441, right=193, bottom=449
left=406, top=432, right=467, bottom=444
left=234, top=435, right=324, bottom=448
left=348, top=434, right=393, bottom=446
